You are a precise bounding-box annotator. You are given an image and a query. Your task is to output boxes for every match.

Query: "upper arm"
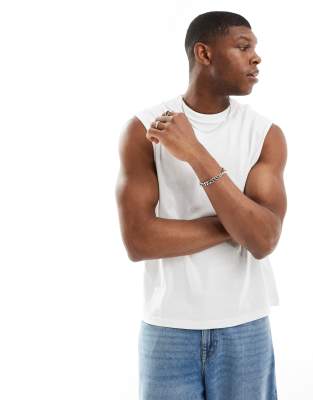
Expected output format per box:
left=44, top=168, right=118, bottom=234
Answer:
left=244, top=123, right=288, bottom=228
left=115, top=116, right=159, bottom=260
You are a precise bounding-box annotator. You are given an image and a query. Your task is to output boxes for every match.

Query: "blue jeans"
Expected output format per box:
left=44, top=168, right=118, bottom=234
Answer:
left=138, top=316, right=278, bottom=399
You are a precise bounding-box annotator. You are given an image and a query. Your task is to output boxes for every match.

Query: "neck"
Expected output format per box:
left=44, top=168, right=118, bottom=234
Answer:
left=183, top=78, right=230, bottom=115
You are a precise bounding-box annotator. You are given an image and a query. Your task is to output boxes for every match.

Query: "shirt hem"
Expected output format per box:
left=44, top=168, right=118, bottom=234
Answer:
left=142, top=305, right=278, bottom=329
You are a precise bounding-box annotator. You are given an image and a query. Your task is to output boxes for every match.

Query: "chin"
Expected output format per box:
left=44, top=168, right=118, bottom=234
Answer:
left=230, top=86, right=253, bottom=96
left=242, top=87, right=253, bottom=95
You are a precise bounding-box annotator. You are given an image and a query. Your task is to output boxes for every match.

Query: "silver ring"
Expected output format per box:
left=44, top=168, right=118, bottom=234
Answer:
left=165, top=110, right=171, bottom=116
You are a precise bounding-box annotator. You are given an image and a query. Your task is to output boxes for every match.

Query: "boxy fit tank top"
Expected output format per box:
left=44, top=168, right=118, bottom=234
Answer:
left=134, top=94, right=279, bottom=329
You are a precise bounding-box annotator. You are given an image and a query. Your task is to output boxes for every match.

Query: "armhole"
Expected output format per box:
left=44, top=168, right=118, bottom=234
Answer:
left=134, top=112, right=157, bottom=163
left=134, top=112, right=159, bottom=216
left=250, top=120, right=273, bottom=168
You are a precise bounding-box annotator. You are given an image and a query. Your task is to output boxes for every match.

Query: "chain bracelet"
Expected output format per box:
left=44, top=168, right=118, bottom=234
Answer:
left=199, top=167, right=227, bottom=187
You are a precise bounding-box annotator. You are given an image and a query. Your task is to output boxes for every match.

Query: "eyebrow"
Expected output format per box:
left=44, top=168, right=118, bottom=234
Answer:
left=235, top=35, right=258, bottom=44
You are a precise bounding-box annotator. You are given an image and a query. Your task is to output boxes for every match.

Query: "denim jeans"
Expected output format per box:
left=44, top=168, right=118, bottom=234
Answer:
left=138, top=316, right=278, bottom=399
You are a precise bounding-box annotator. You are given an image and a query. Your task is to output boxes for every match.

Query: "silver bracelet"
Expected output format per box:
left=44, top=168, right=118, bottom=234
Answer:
left=199, top=167, right=227, bottom=187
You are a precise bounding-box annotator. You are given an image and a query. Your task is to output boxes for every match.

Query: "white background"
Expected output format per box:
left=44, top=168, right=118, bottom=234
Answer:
left=0, top=0, right=311, bottom=399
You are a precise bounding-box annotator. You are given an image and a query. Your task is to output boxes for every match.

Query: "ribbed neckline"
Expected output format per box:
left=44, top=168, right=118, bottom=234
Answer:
left=179, top=94, right=233, bottom=123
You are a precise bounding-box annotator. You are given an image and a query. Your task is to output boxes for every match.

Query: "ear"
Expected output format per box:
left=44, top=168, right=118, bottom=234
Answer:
left=193, top=42, right=212, bottom=66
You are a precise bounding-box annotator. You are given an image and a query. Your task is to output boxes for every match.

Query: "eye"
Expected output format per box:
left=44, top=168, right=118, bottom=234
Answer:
left=239, top=46, right=250, bottom=51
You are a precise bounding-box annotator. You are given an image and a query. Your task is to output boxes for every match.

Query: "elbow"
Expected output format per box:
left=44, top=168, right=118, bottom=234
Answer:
left=250, top=218, right=282, bottom=260
left=119, top=216, right=156, bottom=262
left=128, top=252, right=143, bottom=262
left=125, top=242, right=144, bottom=263
left=252, top=250, right=270, bottom=260
left=123, top=233, right=145, bottom=262
left=251, top=246, right=272, bottom=260
left=251, top=234, right=279, bottom=260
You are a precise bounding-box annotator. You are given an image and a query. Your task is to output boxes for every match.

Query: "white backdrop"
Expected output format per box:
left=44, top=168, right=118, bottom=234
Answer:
left=0, top=0, right=311, bottom=399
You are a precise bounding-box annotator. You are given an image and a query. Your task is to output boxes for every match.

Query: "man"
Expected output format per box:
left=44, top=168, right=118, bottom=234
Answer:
left=115, top=11, right=287, bottom=400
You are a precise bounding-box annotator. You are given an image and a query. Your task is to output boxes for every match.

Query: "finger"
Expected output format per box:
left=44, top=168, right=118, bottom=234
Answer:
left=155, top=116, right=172, bottom=123
left=151, top=120, right=166, bottom=130
left=146, top=134, right=160, bottom=144
left=147, top=127, right=163, bottom=135
left=146, top=128, right=163, bottom=142
left=161, top=110, right=175, bottom=116
left=149, top=137, right=159, bottom=144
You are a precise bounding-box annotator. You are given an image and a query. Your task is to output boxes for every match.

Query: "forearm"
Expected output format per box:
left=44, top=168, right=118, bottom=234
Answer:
left=132, top=215, right=232, bottom=261
left=188, top=145, right=280, bottom=258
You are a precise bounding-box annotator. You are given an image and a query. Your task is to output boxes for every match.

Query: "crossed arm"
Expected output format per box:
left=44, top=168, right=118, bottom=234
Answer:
left=187, top=123, right=288, bottom=259
left=115, top=117, right=287, bottom=261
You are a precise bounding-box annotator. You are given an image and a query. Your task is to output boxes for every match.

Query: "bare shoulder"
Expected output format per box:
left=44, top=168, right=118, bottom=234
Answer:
left=259, top=123, right=288, bottom=171
left=117, top=116, right=155, bottom=171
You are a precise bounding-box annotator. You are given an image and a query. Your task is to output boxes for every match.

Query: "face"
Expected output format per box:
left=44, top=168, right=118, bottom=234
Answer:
left=201, top=26, right=261, bottom=95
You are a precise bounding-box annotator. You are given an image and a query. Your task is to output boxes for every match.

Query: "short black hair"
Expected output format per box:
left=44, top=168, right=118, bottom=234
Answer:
left=184, top=11, right=251, bottom=72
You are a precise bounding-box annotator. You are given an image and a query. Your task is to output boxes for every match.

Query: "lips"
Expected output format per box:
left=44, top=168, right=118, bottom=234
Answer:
left=246, top=69, right=259, bottom=83
left=246, top=70, right=259, bottom=77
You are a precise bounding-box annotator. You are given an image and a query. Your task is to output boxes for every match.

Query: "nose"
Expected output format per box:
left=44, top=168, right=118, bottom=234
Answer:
left=251, top=52, right=261, bottom=65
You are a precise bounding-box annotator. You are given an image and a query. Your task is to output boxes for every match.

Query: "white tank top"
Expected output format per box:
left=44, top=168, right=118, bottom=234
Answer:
left=134, top=94, right=279, bottom=329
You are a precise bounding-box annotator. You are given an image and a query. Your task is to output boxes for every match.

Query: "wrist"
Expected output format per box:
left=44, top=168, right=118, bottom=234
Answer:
left=187, top=143, right=208, bottom=165
left=187, top=144, right=223, bottom=183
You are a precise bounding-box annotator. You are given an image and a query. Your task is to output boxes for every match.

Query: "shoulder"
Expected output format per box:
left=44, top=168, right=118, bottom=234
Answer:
left=245, top=102, right=272, bottom=127
left=230, top=99, right=273, bottom=138
left=134, top=95, right=182, bottom=130
left=234, top=100, right=287, bottom=170
left=259, top=123, right=288, bottom=171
